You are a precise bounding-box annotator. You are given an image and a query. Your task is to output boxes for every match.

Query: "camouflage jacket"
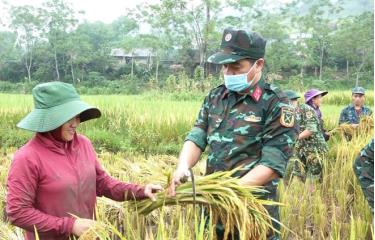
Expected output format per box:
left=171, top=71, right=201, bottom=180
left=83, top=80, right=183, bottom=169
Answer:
left=292, top=103, right=301, bottom=133
left=295, top=103, right=328, bottom=158
left=353, top=139, right=374, bottom=212
left=339, top=104, right=372, bottom=125
left=185, top=78, right=297, bottom=178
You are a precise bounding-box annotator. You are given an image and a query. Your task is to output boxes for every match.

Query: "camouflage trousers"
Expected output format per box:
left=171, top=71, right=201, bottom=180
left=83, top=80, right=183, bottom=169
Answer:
left=292, top=153, right=325, bottom=182
left=213, top=179, right=280, bottom=240
left=353, top=154, right=374, bottom=213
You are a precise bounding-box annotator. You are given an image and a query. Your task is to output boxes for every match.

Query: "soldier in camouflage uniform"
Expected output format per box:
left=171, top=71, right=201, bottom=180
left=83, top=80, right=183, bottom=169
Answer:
left=284, top=90, right=301, bottom=131
left=283, top=90, right=301, bottom=182
left=293, top=89, right=328, bottom=181
left=353, top=139, right=374, bottom=213
left=284, top=90, right=300, bottom=108
left=339, top=87, right=372, bottom=126
left=168, top=28, right=297, bottom=240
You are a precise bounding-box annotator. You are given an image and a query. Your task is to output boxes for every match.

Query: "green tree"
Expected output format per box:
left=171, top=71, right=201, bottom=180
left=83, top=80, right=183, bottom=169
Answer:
left=132, top=0, right=222, bottom=76
left=331, top=12, right=374, bottom=86
left=111, top=16, right=138, bottom=45
left=9, top=5, right=43, bottom=82
left=42, top=0, right=79, bottom=81
left=254, top=13, right=299, bottom=80
left=74, top=21, right=114, bottom=78
left=0, top=31, right=22, bottom=82
left=287, top=0, right=343, bottom=81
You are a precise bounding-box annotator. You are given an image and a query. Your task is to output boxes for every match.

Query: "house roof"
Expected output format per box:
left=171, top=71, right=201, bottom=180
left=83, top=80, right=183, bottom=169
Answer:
left=110, top=48, right=155, bottom=57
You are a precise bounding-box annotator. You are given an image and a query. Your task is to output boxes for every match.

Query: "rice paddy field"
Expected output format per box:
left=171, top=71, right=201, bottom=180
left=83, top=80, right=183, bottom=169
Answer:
left=0, top=90, right=373, bottom=239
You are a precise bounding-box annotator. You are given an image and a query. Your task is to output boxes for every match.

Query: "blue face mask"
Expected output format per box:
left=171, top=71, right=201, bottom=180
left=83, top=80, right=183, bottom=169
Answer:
left=224, top=61, right=258, bottom=92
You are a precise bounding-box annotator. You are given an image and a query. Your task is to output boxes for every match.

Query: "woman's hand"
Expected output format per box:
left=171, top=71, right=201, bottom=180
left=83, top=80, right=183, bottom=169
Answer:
left=144, top=184, right=163, bottom=201
left=72, top=218, right=95, bottom=237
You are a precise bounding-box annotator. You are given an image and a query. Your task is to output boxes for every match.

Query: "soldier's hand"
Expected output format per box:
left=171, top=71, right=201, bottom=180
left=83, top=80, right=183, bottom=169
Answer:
left=351, top=124, right=359, bottom=128
left=167, top=167, right=190, bottom=197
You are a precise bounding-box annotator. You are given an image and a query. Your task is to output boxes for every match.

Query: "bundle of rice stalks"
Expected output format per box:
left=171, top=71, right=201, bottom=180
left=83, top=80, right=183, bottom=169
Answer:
left=133, top=168, right=278, bottom=240
left=358, top=116, right=374, bottom=133
left=331, top=123, right=356, bottom=136
left=331, top=116, right=373, bottom=138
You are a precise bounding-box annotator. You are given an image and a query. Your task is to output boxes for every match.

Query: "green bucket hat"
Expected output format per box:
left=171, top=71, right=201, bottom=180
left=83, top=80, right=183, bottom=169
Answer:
left=207, top=28, right=266, bottom=64
left=17, top=81, right=101, bottom=132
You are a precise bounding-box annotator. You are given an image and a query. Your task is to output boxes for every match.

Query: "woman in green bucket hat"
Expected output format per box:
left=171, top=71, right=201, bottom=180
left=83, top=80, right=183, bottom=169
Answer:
left=6, top=82, right=162, bottom=240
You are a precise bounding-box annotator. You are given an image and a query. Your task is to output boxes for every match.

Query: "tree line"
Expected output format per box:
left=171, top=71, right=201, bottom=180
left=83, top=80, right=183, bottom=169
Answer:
left=0, top=0, right=373, bottom=93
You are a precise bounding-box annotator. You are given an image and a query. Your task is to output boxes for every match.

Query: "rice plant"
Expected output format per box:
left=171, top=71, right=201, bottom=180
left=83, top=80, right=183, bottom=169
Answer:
left=134, top=168, right=277, bottom=240
left=0, top=92, right=373, bottom=239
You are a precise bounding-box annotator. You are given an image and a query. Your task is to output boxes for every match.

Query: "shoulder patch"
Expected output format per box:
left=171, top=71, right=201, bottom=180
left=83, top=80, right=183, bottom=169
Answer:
left=302, top=104, right=316, bottom=119
left=306, top=111, right=313, bottom=119
left=280, top=106, right=295, bottom=128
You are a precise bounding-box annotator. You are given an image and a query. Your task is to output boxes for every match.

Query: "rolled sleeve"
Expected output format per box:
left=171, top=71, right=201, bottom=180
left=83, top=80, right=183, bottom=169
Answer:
left=306, top=122, right=319, bottom=132
left=184, top=94, right=210, bottom=151
left=259, top=146, right=288, bottom=177
left=305, top=109, right=319, bottom=133
left=259, top=100, right=297, bottom=177
left=185, top=127, right=207, bottom=151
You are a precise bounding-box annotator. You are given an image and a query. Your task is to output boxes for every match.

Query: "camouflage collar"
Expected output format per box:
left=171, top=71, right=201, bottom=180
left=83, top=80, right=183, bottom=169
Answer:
left=350, top=104, right=365, bottom=110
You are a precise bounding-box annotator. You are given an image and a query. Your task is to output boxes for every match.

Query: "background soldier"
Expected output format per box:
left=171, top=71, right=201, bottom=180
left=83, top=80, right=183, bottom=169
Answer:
left=284, top=90, right=301, bottom=182
left=284, top=89, right=301, bottom=130
left=284, top=90, right=300, bottom=108
left=339, top=86, right=372, bottom=127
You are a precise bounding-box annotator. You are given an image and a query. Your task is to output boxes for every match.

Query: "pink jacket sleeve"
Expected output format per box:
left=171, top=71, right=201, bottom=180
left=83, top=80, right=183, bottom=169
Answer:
left=6, top=151, right=75, bottom=236
left=81, top=135, right=147, bottom=201
left=95, top=159, right=147, bottom=200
